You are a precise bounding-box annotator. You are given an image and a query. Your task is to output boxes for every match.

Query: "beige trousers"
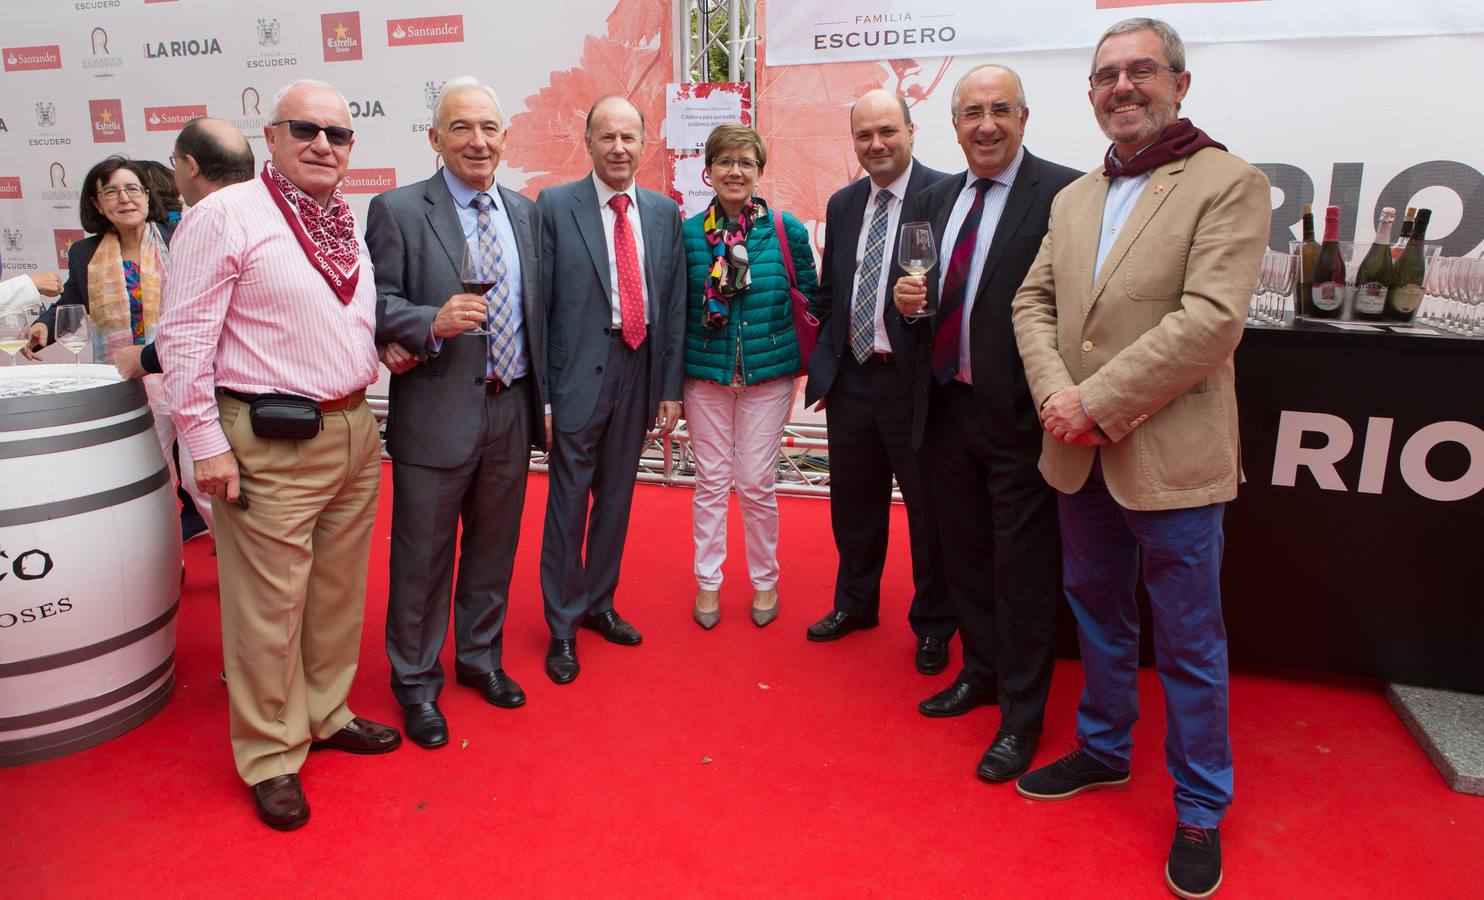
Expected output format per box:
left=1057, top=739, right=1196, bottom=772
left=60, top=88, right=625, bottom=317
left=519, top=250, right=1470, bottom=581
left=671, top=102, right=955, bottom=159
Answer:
left=212, top=395, right=382, bottom=786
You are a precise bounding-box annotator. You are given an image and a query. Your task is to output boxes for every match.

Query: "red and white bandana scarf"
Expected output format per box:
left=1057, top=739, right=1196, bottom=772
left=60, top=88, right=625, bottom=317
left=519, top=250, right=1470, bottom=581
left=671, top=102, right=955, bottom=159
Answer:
left=261, top=161, right=361, bottom=304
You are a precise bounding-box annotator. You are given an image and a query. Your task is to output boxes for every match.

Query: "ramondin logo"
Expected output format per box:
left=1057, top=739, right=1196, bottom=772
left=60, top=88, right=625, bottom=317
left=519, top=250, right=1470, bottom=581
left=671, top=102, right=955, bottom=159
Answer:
left=91, top=27, right=109, bottom=54
left=242, top=87, right=261, bottom=115
left=50, top=162, right=67, bottom=187
left=84, top=26, right=124, bottom=75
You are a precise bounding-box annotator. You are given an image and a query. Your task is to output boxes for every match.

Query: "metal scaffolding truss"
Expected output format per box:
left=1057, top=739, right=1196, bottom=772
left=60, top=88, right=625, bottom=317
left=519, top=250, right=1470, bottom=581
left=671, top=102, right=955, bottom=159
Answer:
left=678, top=0, right=757, bottom=84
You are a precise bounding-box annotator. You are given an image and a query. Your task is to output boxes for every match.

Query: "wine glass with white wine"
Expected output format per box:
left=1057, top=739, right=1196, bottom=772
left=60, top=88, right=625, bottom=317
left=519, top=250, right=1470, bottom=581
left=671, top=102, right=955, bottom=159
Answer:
left=53, top=304, right=89, bottom=369
left=0, top=309, right=30, bottom=366
left=897, top=222, right=937, bottom=318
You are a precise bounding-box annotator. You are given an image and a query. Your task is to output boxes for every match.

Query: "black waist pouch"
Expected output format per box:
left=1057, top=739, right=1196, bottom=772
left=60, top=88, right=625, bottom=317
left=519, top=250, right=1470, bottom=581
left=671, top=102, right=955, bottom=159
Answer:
left=248, top=393, right=322, bottom=440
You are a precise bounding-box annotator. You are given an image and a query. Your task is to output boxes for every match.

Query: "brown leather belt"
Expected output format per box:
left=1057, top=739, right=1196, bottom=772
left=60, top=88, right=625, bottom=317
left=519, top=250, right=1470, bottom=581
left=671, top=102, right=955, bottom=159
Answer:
left=220, top=387, right=366, bottom=412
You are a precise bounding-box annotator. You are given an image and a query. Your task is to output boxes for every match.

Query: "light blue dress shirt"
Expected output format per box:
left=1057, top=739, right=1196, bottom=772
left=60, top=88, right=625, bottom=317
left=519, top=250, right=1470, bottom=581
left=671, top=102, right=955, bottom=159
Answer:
left=441, top=166, right=527, bottom=381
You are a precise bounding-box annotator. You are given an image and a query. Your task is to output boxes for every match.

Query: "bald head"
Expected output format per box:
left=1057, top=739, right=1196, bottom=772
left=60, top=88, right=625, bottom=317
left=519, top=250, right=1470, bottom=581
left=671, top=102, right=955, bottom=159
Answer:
left=172, top=117, right=253, bottom=206
left=850, top=89, right=916, bottom=187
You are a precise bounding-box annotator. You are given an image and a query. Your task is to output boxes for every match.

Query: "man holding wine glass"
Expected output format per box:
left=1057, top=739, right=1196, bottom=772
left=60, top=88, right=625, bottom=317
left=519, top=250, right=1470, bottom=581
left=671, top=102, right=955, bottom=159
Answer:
left=890, top=64, right=1080, bottom=780
left=158, top=79, right=402, bottom=832
left=800, top=89, right=955, bottom=676
left=1010, top=18, right=1269, bottom=898
left=365, top=76, right=547, bottom=749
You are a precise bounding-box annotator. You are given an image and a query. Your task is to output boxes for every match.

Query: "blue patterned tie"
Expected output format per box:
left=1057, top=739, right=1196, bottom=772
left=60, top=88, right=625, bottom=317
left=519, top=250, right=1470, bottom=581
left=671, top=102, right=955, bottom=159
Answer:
left=473, top=192, right=518, bottom=385
left=850, top=190, right=893, bottom=364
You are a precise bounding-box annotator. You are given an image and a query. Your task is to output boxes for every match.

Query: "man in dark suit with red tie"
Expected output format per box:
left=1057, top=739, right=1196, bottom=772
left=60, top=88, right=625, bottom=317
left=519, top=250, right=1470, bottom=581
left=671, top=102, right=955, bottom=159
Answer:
left=894, top=64, right=1080, bottom=782
left=803, top=89, right=954, bottom=675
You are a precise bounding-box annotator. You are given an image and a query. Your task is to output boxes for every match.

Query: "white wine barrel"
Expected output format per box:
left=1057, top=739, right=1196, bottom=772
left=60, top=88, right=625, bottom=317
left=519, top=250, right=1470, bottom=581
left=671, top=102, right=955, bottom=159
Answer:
left=0, top=364, right=181, bottom=767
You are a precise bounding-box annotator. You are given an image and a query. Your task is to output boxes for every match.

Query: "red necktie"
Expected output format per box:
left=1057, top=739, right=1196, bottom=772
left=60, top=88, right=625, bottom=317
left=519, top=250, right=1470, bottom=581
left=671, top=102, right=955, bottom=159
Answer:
left=609, top=193, right=646, bottom=349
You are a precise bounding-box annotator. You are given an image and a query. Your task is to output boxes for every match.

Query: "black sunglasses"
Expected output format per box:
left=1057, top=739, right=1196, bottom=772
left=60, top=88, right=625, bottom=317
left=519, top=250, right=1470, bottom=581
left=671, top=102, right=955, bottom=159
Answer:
left=270, top=119, right=355, bottom=147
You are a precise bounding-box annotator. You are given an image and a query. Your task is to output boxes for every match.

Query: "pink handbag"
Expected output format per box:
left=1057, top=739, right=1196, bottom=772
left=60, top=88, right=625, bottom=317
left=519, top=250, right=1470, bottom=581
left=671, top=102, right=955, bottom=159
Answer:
left=775, top=210, right=818, bottom=371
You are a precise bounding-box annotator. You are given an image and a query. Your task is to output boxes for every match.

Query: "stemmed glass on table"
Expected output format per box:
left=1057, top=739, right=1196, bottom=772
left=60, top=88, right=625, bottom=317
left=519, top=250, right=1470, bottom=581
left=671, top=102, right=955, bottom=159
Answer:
left=458, top=241, right=496, bottom=335
left=897, top=222, right=937, bottom=320
left=53, top=304, right=89, bottom=368
left=0, top=308, right=31, bottom=366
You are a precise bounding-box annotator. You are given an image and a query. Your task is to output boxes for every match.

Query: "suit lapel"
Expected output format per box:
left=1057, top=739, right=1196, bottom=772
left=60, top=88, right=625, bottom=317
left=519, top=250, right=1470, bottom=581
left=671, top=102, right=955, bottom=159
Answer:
left=970, top=153, right=1039, bottom=311
left=636, top=189, right=662, bottom=316
left=1087, top=158, right=1185, bottom=312
left=571, top=178, right=613, bottom=300
left=424, top=171, right=467, bottom=274
left=498, top=184, right=539, bottom=322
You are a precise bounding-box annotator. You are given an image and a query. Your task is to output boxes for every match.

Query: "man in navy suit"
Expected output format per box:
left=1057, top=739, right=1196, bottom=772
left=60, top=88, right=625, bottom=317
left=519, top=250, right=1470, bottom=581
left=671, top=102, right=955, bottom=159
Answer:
left=803, top=89, right=954, bottom=676
left=368, top=77, right=547, bottom=748
left=535, top=95, right=686, bottom=684
left=893, top=65, right=1081, bottom=782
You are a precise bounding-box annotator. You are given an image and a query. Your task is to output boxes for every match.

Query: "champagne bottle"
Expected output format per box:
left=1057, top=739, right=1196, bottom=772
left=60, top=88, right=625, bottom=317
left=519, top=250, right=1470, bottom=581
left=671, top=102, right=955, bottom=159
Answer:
left=1352, top=207, right=1396, bottom=320
left=1386, top=208, right=1431, bottom=321
left=1297, top=203, right=1319, bottom=307
left=1305, top=205, right=1345, bottom=318
left=1391, top=207, right=1417, bottom=262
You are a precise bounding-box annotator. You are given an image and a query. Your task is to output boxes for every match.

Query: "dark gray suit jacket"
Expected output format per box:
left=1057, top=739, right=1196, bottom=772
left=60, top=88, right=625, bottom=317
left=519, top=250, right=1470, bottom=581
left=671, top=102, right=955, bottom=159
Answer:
left=368, top=171, right=547, bottom=467
left=904, top=151, right=1080, bottom=450
left=804, top=160, right=946, bottom=408
left=535, top=176, right=685, bottom=435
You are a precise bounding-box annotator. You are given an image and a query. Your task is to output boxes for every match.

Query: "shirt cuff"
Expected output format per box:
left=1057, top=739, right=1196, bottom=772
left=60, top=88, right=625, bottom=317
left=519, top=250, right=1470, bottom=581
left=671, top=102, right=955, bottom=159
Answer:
left=1079, top=392, right=1099, bottom=426
left=426, top=327, right=442, bottom=356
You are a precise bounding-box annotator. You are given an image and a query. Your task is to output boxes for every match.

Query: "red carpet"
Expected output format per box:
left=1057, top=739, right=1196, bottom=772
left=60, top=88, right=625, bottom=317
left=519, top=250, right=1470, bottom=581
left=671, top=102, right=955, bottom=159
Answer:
left=3, top=463, right=1480, bottom=897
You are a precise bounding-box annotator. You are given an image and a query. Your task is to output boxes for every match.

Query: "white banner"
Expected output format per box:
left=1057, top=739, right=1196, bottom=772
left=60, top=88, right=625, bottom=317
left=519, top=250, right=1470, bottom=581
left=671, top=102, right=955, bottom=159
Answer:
left=763, top=0, right=1484, bottom=67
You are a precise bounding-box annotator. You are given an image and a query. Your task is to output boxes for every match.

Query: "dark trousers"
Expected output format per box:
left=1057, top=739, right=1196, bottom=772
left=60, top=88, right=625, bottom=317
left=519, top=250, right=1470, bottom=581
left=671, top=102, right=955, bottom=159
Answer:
left=924, top=381, right=1059, bottom=735
left=825, top=352, right=954, bottom=639
left=540, top=337, right=652, bottom=638
left=385, top=379, right=533, bottom=706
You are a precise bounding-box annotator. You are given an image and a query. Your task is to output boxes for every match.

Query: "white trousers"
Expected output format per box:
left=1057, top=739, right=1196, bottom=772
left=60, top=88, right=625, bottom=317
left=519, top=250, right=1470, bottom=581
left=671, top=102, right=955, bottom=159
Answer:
left=683, top=376, right=795, bottom=591
left=143, top=373, right=213, bottom=537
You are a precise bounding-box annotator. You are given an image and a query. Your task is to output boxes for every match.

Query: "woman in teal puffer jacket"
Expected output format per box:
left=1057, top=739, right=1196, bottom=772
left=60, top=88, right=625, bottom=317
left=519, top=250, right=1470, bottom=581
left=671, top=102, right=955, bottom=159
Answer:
left=682, top=124, right=819, bottom=631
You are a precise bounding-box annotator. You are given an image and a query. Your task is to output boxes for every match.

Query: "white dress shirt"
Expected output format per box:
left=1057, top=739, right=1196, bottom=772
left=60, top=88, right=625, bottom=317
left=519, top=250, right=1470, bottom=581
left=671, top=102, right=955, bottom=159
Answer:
left=936, top=147, right=1024, bottom=385
left=851, top=161, right=914, bottom=353
left=591, top=173, right=649, bottom=327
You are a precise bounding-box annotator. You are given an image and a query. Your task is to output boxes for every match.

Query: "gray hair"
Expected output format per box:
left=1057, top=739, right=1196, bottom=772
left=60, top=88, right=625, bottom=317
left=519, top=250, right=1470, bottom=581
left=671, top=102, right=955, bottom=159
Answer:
left=950, top=64, right=1027, bottom=112
left=433, top=76, right=504, bottom=129
left=269, top=79, right=351, bottom=122
left=1093, top=18, right=1186, bottom=74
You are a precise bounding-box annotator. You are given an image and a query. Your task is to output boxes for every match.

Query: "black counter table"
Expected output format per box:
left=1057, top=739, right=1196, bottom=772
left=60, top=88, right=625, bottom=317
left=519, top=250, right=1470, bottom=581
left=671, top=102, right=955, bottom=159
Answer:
left=1055, top=322, right=1484, bottom=693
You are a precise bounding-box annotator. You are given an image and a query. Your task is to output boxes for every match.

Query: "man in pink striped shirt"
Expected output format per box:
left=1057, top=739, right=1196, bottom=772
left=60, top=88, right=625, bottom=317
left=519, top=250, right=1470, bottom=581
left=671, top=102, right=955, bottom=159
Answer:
left=159, top=78, right=402, bottom=832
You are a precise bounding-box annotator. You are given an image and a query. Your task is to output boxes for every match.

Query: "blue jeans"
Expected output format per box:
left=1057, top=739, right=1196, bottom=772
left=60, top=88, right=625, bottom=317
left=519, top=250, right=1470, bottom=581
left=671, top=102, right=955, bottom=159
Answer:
left=1058, top=456, right=1232, bottom=827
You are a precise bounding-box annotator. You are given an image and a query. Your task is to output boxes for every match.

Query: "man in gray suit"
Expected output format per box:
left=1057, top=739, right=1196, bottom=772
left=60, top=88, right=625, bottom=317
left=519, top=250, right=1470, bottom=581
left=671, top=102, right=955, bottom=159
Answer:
left=536, top=94, right=685, bottom=684
left=367, top=77, right=547, bottom=748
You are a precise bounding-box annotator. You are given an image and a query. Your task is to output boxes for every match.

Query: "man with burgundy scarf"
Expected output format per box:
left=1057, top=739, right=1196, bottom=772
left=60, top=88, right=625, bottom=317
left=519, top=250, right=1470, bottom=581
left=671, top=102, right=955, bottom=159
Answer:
left=160, top=79, right=402, bottom=832
left=1010, top=19, right=1269, bottom=899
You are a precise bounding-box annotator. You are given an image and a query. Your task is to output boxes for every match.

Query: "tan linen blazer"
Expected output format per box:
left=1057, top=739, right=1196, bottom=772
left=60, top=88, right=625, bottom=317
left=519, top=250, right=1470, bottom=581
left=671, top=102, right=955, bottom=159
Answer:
left=1011, top=147, right=1269, bottom=511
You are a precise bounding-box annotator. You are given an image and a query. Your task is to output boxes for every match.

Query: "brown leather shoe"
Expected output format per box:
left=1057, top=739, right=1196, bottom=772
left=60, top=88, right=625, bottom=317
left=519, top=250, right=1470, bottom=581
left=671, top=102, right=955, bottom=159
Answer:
left=309, top=716, right=403, bottom=754
left=252, top=773, right=309, bottom=831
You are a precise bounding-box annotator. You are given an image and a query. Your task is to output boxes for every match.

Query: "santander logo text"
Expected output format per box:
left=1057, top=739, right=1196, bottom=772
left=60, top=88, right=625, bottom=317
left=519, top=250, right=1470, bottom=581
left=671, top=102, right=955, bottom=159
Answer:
left=4, top=45, right=63, bottom=72
left=387, top=15, right=463, bottom=46
left=340, top=168, right=397, bottom=194
left=145, top=105, right=207, bottom=131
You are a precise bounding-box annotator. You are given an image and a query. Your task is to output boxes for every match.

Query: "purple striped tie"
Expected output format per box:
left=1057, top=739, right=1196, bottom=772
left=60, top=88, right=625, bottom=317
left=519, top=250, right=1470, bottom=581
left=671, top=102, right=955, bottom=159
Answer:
left=932, top=178, right=992, bottom=384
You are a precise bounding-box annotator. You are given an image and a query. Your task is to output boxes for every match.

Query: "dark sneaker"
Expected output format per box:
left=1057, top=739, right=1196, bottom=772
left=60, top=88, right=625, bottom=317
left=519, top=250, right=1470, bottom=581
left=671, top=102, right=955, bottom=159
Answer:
left=1166, top=823, right=1222, bottom=899
left=1015, top=746, right=1131, bottom=800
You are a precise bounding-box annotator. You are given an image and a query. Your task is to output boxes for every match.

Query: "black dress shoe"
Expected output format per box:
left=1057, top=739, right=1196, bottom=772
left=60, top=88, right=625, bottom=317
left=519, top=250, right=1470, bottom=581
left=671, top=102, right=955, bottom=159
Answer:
left=402, top=702, right=448, bottom=749
left=309, top=716, right=403, bottom=754
left=580, top=610, right=643, bottom=645
left=456, top=669, right=526, bottom=708
left=918, top=679, right=998, bottom=718
left=805, top=609, right=879, bottom=642
left=252, top=773, right=309, bottom=831
left=977, top=732, right=1040, bottom=782
left=915, top=636, right=949, bottom=675
left=546, top=638, right=580, bottom=684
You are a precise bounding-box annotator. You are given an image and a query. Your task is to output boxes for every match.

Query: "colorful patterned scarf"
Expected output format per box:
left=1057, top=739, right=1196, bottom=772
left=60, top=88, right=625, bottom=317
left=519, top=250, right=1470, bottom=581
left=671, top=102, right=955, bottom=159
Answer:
left=701, top=195, right=765, bottom=329
left=86, top=224, right=168, bottom=362
left=261, top=161, right=361, bottom=304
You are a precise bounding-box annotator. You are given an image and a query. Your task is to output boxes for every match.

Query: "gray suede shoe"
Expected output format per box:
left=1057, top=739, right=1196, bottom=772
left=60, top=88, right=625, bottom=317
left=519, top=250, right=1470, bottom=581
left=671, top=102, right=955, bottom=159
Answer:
left=751, top=589, right=779, bottom=627
left=694, top=588, right=721, bottom=630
